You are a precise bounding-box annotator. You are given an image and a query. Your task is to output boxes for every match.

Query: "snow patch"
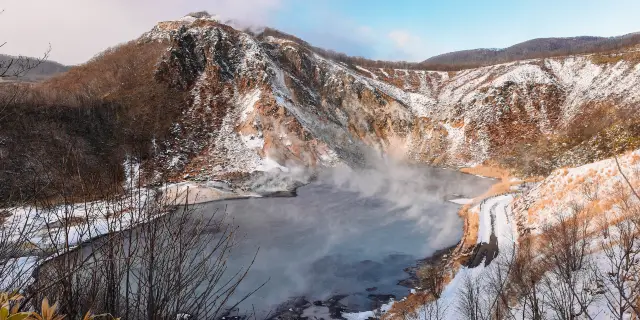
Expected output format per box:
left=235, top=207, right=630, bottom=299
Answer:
left=343, top=300, right=395, bottom=320
left=256, top=157, right=289, bottom=173
left=239, top=89, right=261, bottom=123
left=355, top=65, right=378, bottom=79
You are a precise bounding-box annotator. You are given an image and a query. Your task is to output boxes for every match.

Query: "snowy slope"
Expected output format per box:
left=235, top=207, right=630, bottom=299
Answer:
left=515, top=149, right=640, bottom=233
left=137, top=15, right=640, bottom=182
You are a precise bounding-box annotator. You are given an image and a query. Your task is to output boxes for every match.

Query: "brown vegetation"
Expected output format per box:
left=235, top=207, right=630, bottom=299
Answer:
left=0, top=40, right=188, bottom=203
left=590, top=51, right=640, bottom=65
left=498, top=103, right=640, bottom=177
left=425, top=34, right=640, bottom=70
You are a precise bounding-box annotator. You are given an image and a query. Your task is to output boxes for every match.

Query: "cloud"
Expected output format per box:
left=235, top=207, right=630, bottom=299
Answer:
left=291, top=23, right=431, bottom=62
left=202, top=0, right=282, bottom=28
left=388, top=30, right=416, bottom=47
left=0, top=0, right=284, bottom=65
left=0, top=0, right=433, bottom=66
left=387, top=29, right=428, bottom=61
left=356, top=26, right=374, bottom=36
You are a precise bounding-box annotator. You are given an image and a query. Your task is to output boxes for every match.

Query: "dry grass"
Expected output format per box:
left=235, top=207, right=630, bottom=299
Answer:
left=590, top=51, right=640, bottom=65
left=384, top=293, right=430, bottom=319
left=461, top=164, right=528, bottom=200
left=451, top=119, right=465, bottom=128
left=461, top=165, right=510, bottom=179
left=463, top=164, right=543, bottom=199
left=458, top=205, right=480, bottom=249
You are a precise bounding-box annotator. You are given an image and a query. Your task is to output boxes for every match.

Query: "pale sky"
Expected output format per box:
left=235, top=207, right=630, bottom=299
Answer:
left=1, top=0, right=639, bottom=65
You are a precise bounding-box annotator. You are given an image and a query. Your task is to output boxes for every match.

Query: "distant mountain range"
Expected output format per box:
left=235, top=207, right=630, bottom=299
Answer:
left=422, top=32, right=640, bottom=68
left=0, top=54, right=70, bottom=81
left=252, top=26, right=640, bottom=71
left=3, top=26, right=640, bottom=82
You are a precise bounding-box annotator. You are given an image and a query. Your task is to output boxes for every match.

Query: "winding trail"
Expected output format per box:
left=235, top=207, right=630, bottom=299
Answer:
left=467, top=201, right=500, bottom=267
left=434, top=194, right=517, bottom=319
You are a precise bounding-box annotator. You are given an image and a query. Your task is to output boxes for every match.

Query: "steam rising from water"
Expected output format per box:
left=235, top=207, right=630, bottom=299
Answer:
left=204, top=159, right=494, bottom=314
left=321, top=158, right=492, bottom=249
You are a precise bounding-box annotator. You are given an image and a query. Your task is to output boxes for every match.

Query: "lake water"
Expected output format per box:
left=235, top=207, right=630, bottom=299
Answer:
left=36, top=165, right=494, bottom=318
left=200, top=166, right=494, bottom=315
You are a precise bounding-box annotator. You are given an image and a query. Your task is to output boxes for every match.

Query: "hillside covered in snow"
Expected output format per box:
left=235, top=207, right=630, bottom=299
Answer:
left=137, top=13, right=640, bottom=183
left=3, top=12, right=640, bottom=198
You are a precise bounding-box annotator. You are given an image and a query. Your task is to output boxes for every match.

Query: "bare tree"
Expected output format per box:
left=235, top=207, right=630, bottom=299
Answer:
left=540, top=204, right=599, bottom=320
left=510, top=236, right=545, bottom=320
left=457, top=273, right=489, bottom=320
left=415, top=292, right=448, bottom=320
left=0, top=206, right=40, bottom=292
left=0, top=9, right=51, bottom=79
left=594, top=160, right=640, bottom=319
left=0, top=9, right=52, bottom=123
left=418, top=263, right=446, bottom=299
left=485, top=244, right=518, bottom=320
left=0, top=46, right=51, bottom=78
left=27, top=181, right=261, bottom=320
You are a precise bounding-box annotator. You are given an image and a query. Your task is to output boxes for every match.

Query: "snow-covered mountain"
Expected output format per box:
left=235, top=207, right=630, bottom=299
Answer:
left=130, top=14, right=640, bottom=182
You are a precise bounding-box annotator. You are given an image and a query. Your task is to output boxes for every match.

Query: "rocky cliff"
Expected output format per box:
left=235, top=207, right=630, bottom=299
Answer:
left=35, top=13, right=640, bottom=187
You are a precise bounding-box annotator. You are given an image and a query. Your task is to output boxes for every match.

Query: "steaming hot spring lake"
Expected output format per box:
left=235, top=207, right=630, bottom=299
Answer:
left=196, top=166, right=495, bottom=315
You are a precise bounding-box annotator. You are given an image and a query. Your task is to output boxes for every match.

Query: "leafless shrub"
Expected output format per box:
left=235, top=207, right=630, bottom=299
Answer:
left=593, top=159, right=640, bottom=319
left=23, top=184, right=259, bottom=320
left=539, top=204, right=598, bottom=320
left=456, top=232, right=519, bottom=320
left=0, top=206, right=40, bottom=292
left=418, top=263, right=446, bottom=299
left=510, top=236, right=545, bottom=319
left=484, top=244, right=518, bottom=320
left=420, top=298, right=447, bottom=320
left=457, top=273, right=489, bottom=320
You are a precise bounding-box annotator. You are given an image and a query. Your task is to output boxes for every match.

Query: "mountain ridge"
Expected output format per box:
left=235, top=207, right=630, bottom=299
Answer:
left=3, top=14, right=640, bottom=201
left=161, top=12, right=640, bottom=71
left=252, top=28, right=640, bottom=71
left=0, top=54, right=70, bottom=81
left=135, top=15, right=640, bottom=181
left=423, top=32, right=640, bottom=68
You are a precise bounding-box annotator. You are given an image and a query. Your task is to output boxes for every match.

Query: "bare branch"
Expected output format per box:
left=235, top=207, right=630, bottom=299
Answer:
left=615, top=156, right=640, bottom=202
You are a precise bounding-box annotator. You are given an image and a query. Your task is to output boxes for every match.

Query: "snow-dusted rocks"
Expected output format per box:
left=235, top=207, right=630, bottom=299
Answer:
left=140, top=15, right=640, bottom=182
